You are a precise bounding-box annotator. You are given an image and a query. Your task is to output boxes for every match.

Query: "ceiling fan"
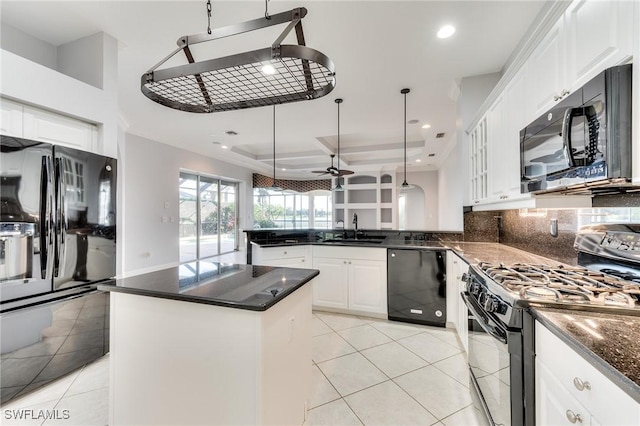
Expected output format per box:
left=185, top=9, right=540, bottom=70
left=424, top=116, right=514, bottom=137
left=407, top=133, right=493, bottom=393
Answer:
left=311, top=154, right=354, bottom=177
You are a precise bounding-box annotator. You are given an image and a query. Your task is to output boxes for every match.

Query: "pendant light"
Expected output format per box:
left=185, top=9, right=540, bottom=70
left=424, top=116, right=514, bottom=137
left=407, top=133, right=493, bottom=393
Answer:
left=333, top=98, right=345, bottom=192
left=270, top=105, right=282, bottom=191
left=399, top=88, right=415, bottom=191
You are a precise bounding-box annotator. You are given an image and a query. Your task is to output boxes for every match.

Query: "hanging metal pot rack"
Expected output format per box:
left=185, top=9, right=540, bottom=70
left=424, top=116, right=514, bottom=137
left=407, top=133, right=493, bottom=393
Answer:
left=141, top=6, right=336, bottom=113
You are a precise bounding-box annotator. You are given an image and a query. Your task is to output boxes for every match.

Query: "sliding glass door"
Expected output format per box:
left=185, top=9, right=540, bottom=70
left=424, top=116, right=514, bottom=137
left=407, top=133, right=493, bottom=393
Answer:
left=220, top=181, right=236, bottom=254
left=179, top=172, right=238, bottom=263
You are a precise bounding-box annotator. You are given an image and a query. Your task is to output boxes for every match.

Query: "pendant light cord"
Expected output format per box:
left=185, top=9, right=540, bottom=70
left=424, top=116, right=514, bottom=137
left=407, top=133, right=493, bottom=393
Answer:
left=272, top=105, right=276, bottom=187
left=404, top=91, right=407, bottom=183
left=337, top=100, right=340, bottom=172
left=206, top=0, right=212, bottom=34
left=401, top=88, right=410, bottom=184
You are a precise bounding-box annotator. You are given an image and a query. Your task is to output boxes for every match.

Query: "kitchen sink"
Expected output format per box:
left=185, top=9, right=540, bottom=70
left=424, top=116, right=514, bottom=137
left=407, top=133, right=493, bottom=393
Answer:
left=322, top=239, right=384, bottom=244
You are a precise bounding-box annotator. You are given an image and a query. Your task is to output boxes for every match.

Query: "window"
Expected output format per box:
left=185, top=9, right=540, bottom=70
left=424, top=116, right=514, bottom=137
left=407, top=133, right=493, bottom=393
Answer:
left=253, top=189, right=332, bottom=229
left=179, top=172, right=238, bottom=263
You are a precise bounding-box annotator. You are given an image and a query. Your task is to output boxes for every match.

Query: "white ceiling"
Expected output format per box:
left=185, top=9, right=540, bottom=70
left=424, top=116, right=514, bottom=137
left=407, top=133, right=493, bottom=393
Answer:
left=1, top=0, right=546, bottom=178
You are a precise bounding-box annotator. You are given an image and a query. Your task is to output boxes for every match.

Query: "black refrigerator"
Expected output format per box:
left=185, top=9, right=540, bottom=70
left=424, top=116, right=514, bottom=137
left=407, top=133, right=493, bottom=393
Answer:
left=387, top=249, right=447, bottom=327
left=0, top=135, right=116, bottom=404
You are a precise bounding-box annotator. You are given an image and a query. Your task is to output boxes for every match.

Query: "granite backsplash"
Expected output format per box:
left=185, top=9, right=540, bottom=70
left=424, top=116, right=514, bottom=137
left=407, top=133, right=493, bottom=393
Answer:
left=464, top=200, right=640, bottom=266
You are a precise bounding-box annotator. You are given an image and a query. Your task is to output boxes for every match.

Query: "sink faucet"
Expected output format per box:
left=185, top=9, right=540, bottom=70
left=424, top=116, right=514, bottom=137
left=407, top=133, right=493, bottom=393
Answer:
left=352, top=213, right=358, bottom=239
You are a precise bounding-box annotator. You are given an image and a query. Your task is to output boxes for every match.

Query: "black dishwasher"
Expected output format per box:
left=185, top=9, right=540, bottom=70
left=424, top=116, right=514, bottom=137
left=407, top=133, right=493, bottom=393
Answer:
left=387, top=249, right=446, bottom=327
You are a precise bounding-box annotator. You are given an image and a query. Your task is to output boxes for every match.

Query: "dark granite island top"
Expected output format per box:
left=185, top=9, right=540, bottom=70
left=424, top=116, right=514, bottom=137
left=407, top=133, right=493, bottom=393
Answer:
left=98, top=260, right=319, bottom=311
left=103, top=260, right=317, bottom=425
left=532, top=307, right=640, bottom=403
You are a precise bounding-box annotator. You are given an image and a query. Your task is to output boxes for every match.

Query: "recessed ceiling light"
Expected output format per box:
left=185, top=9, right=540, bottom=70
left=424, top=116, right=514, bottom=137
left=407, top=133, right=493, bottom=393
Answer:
left=416, top=159, right=422, bottom=163
left=221, top=145, right=229, bottom=149
left=261, top=64, right=276, bottom=75
left=281, top=168, right=286, bottom=171
left=437, top=25, right=456, bottom=39
left=422, top=124, right=431, bottom=129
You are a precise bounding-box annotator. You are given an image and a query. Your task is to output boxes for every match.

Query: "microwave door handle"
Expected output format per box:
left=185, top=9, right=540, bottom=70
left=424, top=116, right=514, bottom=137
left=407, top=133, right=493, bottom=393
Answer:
left=39, top=155, right=54, bottom=279
left=562, top=107, right=577, bottom=168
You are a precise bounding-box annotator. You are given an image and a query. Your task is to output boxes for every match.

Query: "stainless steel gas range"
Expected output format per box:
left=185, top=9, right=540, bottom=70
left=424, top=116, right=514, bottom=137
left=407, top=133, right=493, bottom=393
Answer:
left=462, top=224, right=640, bottom=426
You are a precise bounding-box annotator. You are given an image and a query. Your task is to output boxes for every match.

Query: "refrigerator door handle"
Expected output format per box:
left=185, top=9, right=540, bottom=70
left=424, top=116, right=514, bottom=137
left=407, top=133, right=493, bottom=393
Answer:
left=53, top=157, right=66, bottom=278
left=39, top=155, right=54, bottom=279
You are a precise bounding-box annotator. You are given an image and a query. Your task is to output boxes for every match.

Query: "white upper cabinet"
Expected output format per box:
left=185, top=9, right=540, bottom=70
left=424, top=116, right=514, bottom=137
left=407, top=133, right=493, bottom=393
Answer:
left=467, top=0, right=635, bottom=209
left=469, top=116, right=488, bottom=204
left=502, top=70, right=528, bottom=198
left=0, top=98, right=24, bottom=137
left=565, top=0, right=634, bottom=90
left=1, top=98, right=98, bottom=152
left=528, top=0, right=634, bottom=118
left=528, top=20, right=567, bottom=117
left=487, top=94, right=506, bottom=200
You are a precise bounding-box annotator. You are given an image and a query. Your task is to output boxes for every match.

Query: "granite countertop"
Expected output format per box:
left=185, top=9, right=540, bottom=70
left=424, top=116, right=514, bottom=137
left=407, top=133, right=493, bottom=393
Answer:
left=532, top=307, right=640, bottom=403
left=253, top=238, right=565, bottom=266
left=98, top=261, right=318, bottom=311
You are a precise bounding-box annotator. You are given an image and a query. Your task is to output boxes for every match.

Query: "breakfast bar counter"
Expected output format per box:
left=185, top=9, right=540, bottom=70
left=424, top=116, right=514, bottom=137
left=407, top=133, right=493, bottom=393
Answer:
left=99, top=261, right=318, bottom=426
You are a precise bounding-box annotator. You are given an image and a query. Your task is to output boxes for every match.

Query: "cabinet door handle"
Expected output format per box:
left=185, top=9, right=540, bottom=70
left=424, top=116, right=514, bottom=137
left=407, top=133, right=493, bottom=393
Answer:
left=573, top=377, right=591, bottom=391
left=553, top=94, right=562, bottom=101
left=565, top=410, right=583, bottom=424
left=560, top=89, right=570, bottom=97
left=301, top=259, right=305, bottom=263
left=284, top=251, right=287, bottom=255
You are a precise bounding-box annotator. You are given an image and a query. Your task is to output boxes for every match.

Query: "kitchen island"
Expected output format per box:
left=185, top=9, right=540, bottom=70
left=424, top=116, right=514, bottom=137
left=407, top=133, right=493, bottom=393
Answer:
left=98, top=261, right=318, bottom=426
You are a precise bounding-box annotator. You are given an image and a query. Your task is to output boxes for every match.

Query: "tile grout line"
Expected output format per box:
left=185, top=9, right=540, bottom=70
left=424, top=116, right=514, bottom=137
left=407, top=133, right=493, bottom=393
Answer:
left=312, top=312, right=471, bottom=424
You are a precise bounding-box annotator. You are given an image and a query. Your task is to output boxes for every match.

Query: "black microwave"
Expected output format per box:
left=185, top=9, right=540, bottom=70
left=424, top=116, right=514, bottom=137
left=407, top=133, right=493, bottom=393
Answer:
left=520, top=64, right=632, bottom=194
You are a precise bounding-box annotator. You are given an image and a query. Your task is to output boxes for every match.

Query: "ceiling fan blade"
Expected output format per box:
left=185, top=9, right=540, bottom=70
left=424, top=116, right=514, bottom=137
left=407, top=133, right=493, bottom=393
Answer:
left=311, top=170, right=330, bottom=176
left=336, top=170, right=355, bottom=176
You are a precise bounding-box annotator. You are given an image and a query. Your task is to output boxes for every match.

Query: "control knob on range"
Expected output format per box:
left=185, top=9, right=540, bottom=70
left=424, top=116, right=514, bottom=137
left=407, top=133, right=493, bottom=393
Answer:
left=469, top=282, right=481, bottom=296
left=484, top=295, right=501, bottom=313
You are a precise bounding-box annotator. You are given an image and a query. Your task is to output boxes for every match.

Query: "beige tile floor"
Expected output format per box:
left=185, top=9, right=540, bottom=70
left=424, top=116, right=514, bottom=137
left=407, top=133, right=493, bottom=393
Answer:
left=0, top=311, right=488, bottom=426
left=306, top=312, right=488, bottom=426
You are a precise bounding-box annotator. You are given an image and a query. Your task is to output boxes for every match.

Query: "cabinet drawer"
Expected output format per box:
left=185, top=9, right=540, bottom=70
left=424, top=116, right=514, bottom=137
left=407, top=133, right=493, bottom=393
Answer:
left=259, top=245, right=308, bottom=261
left=535, top=322, right=640, bottom=424
left=312, top=245, right=386, bottom=261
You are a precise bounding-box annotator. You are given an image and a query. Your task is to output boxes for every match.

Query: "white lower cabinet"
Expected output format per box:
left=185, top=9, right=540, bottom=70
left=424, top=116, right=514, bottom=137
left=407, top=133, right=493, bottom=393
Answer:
left=535, top=321, right=640, bottom=425
left=309, top=257, right=348, bottom=310
left=312, top=246, right=387, bottom=316
left=536, top=360, right=595, bottom=426
left=251, top=245, right=311, bottom=268
left=446, top=251, right=469, bottom=352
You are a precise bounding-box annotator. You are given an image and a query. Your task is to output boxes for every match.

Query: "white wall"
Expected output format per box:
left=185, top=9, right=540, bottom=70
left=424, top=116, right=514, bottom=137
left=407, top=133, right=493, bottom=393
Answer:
left=437, top=72, right=501, bottom=231
left=122, top=133, right=254, bottom=274
left=437, top=133, right=464, bottom=231
left=396, top=170, right=439, bottom=230
left=0, top=32, right=119, bottom=158
left=0, top=23, right=57, bottom=70
left=57, top=33, right=105, bottom=89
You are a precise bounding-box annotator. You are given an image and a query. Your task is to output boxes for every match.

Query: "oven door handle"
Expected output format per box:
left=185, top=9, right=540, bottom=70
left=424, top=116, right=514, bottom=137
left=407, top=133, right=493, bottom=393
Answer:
left=461, top=292, right=508, bottom=344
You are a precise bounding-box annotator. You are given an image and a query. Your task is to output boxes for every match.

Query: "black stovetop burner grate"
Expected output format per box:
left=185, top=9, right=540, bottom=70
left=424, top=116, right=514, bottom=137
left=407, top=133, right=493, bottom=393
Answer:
left=478, top=262, right=640, bottom=307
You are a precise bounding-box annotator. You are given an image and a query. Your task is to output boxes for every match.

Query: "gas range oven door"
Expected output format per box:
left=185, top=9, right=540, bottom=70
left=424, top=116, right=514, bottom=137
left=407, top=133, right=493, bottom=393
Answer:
left=462, top=292, right=520, bottom=426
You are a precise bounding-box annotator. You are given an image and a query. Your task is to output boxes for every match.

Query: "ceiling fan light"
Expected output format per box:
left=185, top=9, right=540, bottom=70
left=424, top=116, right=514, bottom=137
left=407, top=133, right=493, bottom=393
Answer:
left=332, top=182, right=345, bottom=192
